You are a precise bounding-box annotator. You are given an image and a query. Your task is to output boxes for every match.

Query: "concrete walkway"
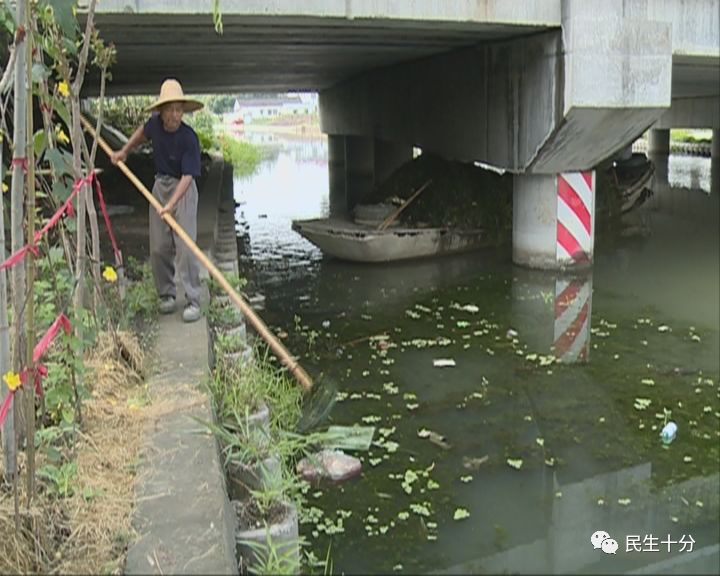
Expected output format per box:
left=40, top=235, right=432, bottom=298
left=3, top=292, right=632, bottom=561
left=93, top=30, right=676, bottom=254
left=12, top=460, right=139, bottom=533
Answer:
left=125, top=157, right=238, bottom=575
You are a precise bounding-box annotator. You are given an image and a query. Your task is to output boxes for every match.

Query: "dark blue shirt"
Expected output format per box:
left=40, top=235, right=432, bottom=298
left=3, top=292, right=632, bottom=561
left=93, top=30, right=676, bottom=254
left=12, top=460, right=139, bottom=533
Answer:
left=143, top=114, right=201, bottom=179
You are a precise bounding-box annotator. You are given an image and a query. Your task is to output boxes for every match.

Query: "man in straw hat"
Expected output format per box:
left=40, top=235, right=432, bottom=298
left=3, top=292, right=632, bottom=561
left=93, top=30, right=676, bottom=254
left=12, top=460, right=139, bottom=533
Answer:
left=111, top=78, right=204, bottom=322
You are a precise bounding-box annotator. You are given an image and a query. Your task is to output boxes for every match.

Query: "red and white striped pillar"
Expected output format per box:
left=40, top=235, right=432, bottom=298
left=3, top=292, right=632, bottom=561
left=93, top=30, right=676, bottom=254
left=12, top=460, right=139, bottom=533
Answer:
left=556, top=171, right=595, bottom=266
left=513, top=171, right=596, bottom=270
left=553, top=275, right=592, bottom=363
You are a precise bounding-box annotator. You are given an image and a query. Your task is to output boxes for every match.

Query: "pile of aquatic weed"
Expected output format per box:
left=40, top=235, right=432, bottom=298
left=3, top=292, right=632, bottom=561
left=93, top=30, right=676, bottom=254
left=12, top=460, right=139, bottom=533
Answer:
left=0, top=330, right=147, bottom=574
left=364, top=153, right=513, bottom=240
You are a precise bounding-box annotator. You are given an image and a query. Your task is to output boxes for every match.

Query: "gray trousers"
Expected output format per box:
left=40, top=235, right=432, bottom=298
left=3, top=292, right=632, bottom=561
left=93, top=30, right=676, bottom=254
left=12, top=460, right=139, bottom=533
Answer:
left=150, top=175, right=201, bottom=307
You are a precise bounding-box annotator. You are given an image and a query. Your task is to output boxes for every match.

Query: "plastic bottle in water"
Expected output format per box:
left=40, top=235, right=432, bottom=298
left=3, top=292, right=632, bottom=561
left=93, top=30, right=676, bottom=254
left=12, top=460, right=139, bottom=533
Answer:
left=660, top=421, right=678, bottom=445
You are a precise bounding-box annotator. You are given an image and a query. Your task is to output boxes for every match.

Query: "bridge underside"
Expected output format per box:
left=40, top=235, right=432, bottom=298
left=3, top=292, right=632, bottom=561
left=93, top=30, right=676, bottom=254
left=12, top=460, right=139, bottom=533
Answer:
left=87, top=15, right=550, bottom=96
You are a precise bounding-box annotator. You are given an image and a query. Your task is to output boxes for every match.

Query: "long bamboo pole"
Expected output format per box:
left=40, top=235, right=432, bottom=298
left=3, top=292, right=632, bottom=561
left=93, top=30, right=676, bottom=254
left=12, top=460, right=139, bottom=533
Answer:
left=80, top=116, right=313, bottom=392
left=377, top=179, right=432, bottom=231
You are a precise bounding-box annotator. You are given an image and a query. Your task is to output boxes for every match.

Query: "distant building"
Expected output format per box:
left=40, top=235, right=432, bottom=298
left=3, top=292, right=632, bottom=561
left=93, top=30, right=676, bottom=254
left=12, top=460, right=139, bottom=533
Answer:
left=232, top=93, right=318, bottom=122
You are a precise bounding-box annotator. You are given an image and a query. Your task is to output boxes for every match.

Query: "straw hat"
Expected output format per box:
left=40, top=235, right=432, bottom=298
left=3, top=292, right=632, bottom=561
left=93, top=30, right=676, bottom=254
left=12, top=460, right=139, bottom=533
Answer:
left=145, top=79, right=204, bottom=113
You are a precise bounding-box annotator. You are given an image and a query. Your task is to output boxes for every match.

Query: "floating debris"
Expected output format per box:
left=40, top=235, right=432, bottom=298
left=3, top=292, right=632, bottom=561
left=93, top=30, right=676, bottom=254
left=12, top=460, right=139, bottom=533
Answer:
left=660, top=421, right=678, bottom=445
left=506, top=458, right=523, bottom=470
left=463, top=455, right=489, bottom=470
left=433, top=358, right=456, bottom=367
left=296, top=449, right=362, bottom=483
left=427, top=432, right=451, bottom=450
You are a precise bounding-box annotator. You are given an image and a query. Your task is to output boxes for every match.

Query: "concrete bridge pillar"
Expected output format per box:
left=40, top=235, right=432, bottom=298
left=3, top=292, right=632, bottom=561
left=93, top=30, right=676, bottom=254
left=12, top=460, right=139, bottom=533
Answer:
left=346, top=135, right=375, bottom=210
left=328, top=135, right=411, bottom=217
left=375, top=138, right=412, bottom=186
left=513, top=172, right=595, bottom=270
left=648, top=129, right=671, bottom=155
left=328, top=135, right=348, bottom=217
left=712, top=129, right=720, bottom=197
left=327, top=134, right=375, bottom=217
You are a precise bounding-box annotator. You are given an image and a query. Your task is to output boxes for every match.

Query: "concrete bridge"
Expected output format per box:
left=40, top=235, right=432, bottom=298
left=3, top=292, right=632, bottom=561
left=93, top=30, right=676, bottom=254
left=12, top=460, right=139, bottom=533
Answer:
left=82, top=0, right=720, bottom=269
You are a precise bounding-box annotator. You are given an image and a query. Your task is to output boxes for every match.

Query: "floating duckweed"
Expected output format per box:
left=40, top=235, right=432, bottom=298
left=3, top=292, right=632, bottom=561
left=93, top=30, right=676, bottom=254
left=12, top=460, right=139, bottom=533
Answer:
left=383, top=382, right=399, bottom=395
left=634, top=398, right=652, bottom=410
left=410, top=503, right=431, bottom=517
left=460, top=475, right=473, bottom=483
left=397, top=511, right=410, bottom=520
left=362, top=415, right=382, bottom=424
left=427, top=479, right=440, bottom=490
left=536, top=437, right=545, bottom=447
left=641, top=378, right=655, bottom=386
left=453, top=508, right=470, bottom=520
left=618, top=498, right=631, bottom=506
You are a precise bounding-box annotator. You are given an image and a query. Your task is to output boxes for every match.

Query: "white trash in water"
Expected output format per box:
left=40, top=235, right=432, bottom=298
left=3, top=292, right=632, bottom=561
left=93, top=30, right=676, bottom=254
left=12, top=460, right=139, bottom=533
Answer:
left=297, top=449, right=362, bottom=483
left=660, top=421, right=678, bottom=445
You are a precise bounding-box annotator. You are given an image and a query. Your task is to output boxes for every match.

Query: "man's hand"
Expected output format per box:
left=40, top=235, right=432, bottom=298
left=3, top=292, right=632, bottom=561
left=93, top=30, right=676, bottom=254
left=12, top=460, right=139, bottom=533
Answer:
left=110, top=149, right=127, bottom=165
left=158, top=203, right=174, bottom=218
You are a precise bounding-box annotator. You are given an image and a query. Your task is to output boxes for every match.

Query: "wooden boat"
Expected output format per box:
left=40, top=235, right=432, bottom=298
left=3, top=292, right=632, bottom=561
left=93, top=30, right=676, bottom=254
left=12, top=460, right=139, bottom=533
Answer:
left=291, top=218, right=487, bottom=263
left=617, top=156, right=655, bottom=214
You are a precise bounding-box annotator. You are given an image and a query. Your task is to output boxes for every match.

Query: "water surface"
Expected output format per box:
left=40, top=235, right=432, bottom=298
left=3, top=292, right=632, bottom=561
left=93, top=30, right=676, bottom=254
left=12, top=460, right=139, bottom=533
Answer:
left=235, top=139, right=719, bottom=575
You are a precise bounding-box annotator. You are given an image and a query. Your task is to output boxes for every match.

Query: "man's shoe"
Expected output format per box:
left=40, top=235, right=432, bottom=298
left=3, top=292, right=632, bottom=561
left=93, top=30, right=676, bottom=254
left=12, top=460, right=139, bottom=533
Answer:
left=182, top=303, right=202, bottom=323
left=159, top=296, right=176, bottom=315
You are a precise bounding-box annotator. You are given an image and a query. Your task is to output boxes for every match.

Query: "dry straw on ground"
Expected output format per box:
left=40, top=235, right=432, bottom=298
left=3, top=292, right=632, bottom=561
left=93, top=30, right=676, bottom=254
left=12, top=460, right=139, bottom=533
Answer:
left=0, top=329, right=149, bottom=574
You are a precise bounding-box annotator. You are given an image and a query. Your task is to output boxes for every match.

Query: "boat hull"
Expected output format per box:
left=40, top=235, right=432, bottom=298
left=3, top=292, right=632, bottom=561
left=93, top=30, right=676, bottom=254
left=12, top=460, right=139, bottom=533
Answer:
left=291, top=219, right=487, bottom=263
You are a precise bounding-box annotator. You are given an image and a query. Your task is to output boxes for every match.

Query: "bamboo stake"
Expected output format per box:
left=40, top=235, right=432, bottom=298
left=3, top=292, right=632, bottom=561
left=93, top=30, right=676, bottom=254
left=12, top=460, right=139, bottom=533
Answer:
left=24, top=0, right=36, bottom=502
left=377, top=179, right=432, bottom=231
left=80, top=116, right=313, bottom=392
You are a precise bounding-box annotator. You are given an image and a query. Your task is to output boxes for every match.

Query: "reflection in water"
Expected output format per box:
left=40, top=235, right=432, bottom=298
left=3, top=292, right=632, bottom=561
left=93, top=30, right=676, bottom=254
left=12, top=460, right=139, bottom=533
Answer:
left=512, top=270, right=593, bottom=365
left=234, top=142, right=719, bottom=575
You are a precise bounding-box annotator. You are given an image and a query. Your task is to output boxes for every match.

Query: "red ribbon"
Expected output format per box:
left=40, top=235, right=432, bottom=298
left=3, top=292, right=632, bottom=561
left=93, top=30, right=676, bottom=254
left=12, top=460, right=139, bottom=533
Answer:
left=92, top=173, right=123, bottom=266
left=10, top=157, right=28, bottom=172
left=0, top=171, right=122, bottom=271
left=0, top=313, right=72, bottom=427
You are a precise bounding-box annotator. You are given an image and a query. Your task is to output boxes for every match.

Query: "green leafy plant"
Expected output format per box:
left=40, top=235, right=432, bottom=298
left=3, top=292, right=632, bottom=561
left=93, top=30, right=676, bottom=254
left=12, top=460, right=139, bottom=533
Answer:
left=37, top=462, right=78, bottom=498
left=239, top=529, right=304, bottom=575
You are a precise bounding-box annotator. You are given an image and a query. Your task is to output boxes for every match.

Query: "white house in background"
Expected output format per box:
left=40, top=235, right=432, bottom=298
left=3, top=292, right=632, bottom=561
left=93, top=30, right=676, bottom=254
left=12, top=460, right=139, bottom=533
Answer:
left=231, top=92, right=318, bottom=122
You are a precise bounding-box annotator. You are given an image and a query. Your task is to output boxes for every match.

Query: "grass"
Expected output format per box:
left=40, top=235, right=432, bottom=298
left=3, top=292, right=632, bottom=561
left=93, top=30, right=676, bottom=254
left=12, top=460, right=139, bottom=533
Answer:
left=669, top=129, right=712, bottom=143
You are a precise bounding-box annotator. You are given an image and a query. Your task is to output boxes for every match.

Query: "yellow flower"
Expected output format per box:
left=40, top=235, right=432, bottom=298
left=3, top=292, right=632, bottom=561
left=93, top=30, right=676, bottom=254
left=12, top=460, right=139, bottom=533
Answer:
left=56, top=128, right=70, bottom=145
left=57, top=81, right=70, bottom=98
left=102, top=266, right=118, bottom=283
left=3, top=371, right=21, bottom=392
